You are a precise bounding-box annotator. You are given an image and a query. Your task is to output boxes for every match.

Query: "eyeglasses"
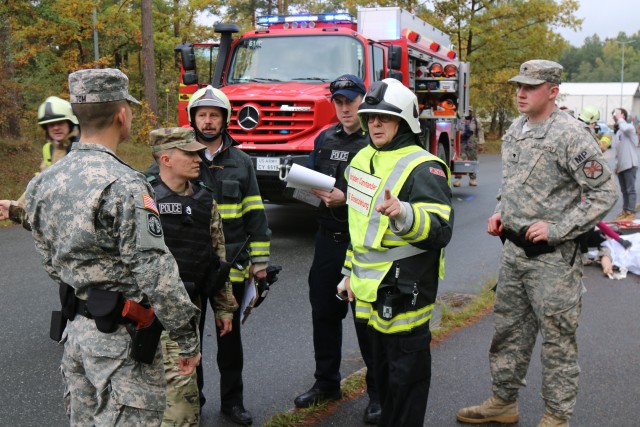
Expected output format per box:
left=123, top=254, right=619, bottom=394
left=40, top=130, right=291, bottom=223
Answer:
left=366, top=113, right=395, bottom=124
left=330, top=79, right=361, bottom=94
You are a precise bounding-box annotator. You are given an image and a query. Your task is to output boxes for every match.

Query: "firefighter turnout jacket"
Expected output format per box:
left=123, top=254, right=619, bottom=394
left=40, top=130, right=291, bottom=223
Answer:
left=343, top=133, right=453, bottom=334
left=196, top=133, right=271, bottom=283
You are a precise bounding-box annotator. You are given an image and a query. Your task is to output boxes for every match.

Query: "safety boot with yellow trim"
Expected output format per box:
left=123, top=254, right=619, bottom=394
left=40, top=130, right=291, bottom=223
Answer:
left=456, top=396, right=518, bottom=424
left=538, top=411, right=569, bottom=427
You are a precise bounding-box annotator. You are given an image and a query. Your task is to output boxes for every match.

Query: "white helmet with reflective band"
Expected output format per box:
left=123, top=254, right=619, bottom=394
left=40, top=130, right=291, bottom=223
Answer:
left=37, top=96, right=79, bottom=128
left=357, top=78, right=421, bottom=134
left=187, top=85, right=231, bottom=125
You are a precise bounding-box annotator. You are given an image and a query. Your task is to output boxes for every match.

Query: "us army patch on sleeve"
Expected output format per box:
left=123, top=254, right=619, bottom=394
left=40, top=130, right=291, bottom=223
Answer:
left=582, top=160, right=603, bottom=180
left=147, top=213, right=163, bottom=237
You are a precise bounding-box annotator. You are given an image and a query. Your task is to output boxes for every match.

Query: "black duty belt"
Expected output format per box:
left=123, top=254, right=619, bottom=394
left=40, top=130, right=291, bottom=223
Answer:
left=502, top=228, right=556, bottom=258
left=319, top=227, right=350, bottom=243
left=73, top=298, right=93, bottom=319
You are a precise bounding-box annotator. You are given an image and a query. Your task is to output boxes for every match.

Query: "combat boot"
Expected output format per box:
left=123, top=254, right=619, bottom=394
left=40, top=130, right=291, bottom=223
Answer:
left=456, top=396, right=519, bottom=424
left=624, top=211, right=637, bottom=221
left=614, top=211, right=631, bottom=221
left=538, top=411, right=568, bottom=427
left=469, top=178, right=478, bottom=186
left=453, top=179, right=462, bottom=187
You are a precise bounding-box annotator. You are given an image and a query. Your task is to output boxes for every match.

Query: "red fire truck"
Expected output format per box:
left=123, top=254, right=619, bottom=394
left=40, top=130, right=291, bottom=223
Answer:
left=176, top=7, right=474, bottom=202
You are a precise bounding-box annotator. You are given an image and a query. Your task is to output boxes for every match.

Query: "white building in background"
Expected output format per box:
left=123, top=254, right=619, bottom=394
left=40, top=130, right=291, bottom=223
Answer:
left=558, top=82, right=640, bottom=124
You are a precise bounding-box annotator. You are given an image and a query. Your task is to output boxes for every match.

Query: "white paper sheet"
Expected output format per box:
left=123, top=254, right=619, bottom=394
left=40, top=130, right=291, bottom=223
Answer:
left=285, top=163, right=335, bottom=192
left=240, top=278, right=257, bottom=323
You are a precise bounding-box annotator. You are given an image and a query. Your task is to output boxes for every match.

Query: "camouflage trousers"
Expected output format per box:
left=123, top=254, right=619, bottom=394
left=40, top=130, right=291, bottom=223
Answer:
left=490, top=240, right=584, bottom=418
left=457, top=141, right=478, bottom=179
left=161, top=331, right=200, bottom=427
left=61, top=316, right=166, bottom=426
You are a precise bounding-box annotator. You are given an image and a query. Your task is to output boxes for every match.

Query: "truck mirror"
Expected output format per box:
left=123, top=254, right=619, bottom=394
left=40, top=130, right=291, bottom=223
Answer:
left=388, top=70, right=403, bottom=82
left=211, top=23, right=240, bottom=88
left=175, top=43, right=197, bottom=72
left=182, top=71, right=198, bottom=86
left=388, top=45, right=402, bottom=70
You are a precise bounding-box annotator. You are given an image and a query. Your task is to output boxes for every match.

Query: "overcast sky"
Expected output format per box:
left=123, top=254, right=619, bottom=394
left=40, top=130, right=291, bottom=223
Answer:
left=556, top=0, right=639, bottom=46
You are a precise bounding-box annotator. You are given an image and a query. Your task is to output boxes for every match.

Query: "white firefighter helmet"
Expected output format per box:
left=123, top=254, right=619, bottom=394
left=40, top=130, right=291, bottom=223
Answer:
left=578, top=106, right=600, bottom=124
left=186, top=85, right=232, bottom=125
left=37, top=96, right=79, bottom=128
left=357, top=78, right=421, bottom=134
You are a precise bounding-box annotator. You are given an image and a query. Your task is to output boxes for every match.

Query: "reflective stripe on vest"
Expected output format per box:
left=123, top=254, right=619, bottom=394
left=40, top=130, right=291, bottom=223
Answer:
left=355, top=300, right=433, bottom=334
left=348, top=145, right=450, bottom=303
left=42, top=142, right=52, bottom=166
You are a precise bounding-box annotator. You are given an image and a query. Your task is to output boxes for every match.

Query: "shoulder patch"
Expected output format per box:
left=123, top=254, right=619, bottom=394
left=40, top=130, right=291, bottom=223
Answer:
left=572, top=150, right=589, bottom=166
left=429, top=166, right=446, bottom=178
left=582, top=160, right=604, bottom=180
left=142, top=194, right=159, bottom=215
left=147, top=213, right=163, bottom=237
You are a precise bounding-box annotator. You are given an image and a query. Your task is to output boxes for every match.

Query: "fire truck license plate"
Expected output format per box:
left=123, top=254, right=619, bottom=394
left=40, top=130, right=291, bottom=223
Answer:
left=256, top=157, right=280, bottom=171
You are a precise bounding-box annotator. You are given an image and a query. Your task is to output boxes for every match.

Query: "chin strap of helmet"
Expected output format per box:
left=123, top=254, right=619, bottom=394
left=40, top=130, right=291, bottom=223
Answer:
left=192, top=121, right=226, bottom=143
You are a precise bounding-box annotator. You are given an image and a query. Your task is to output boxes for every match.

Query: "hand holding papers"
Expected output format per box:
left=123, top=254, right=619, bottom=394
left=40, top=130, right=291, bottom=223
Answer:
left=285, top=163, right=336, bottom=206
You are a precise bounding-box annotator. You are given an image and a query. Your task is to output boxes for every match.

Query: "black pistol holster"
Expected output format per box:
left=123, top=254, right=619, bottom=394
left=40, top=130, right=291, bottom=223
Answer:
left=503, top=229, right=556, bottom=258
left=126, top=318, right=163, bottom=365
left=50, top=283, right=76, bottom=341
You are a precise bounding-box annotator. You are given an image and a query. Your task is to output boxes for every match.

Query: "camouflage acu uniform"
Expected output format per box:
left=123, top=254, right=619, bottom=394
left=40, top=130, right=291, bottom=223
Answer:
left=459, top=115, right=484, bottom=180
left=149, top=128, right=237, bottom=426
left=492, top=62, right=617, bottom=419
left=25, top=69, right=200, bottom=427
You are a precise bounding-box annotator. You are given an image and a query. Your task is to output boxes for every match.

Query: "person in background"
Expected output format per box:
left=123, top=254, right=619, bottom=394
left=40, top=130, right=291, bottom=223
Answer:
left=0, top=96, right=79, bottom=227
left=577, top=106, right=612, bottom=152
left=453, top=106, right=484, bottom=187
left=294, top=74, right=380, bottom=424
left=611, top=108, right=639, bottom=221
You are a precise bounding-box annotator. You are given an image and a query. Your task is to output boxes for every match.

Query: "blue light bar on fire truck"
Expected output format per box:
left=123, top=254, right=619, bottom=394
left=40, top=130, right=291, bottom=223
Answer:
left=257, top=13, right=354, bottom=27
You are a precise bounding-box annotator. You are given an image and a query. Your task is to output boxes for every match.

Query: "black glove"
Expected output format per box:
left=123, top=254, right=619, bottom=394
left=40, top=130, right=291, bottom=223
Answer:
left=617, top=238, right=632, bottom=250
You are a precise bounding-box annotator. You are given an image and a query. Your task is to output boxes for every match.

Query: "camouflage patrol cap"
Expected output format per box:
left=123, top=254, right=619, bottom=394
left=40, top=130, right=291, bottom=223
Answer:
left=68, top=68, right=141, bottom=105
left=150, top=127, right=206, bottom=153
left=508, top=60, right=563, bottom=85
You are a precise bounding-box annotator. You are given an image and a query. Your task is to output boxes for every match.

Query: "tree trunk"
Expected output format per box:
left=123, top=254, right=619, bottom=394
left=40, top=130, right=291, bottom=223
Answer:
left=141, top=0, right=158, bottom=123
left=0, top=12, right=20, bottom=137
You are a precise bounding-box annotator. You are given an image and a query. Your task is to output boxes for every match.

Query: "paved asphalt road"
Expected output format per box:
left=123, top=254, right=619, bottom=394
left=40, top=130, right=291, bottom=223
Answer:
left=1, top=153, right=638, bottom=426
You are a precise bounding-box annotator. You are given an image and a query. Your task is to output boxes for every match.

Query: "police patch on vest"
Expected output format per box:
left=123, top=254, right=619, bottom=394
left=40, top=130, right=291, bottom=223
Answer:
left=147, top=213, right=163, bottom=237
left=330, top=150, right=350, bottom=162
left=159, top=203, right=182, bottom=215
left=582, top=160, right=603, bottom=179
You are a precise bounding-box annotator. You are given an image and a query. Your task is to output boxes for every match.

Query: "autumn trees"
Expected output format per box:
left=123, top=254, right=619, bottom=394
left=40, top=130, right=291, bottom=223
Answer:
left=0, top=0, right=612, bottom=140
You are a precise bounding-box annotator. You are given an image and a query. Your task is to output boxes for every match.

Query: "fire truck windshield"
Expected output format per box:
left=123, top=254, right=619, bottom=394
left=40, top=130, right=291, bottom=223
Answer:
left=227, top=35, right=364, bottom=84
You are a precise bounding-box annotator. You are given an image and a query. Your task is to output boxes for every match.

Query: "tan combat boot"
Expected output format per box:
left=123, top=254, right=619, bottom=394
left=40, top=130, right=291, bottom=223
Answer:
left=456, top=396, right=519, bottom=424
left=538, top=411, right=568, bottom=427
left=453, top=179, right=462, bottom=187
left=624, top=211, right=637, bottom=221
left=614, top=211, right=632, bottom=221
left=469, top=178, right=478, bottom=186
